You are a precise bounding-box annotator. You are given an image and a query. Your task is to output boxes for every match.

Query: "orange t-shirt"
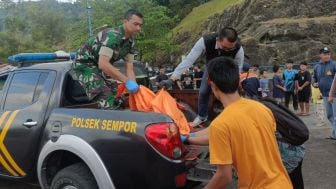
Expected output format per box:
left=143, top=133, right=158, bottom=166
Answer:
left=209, top=98, right=292, bottom=189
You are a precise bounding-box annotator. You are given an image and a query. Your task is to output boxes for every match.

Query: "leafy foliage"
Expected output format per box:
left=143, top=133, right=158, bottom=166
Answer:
left=0, top=0, right=82, bottom=62
left=0, top=0, right=183, bottom=66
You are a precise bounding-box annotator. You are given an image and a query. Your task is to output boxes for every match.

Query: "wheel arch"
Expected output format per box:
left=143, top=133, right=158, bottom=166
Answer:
left=37, top=135, right=115, bottom=189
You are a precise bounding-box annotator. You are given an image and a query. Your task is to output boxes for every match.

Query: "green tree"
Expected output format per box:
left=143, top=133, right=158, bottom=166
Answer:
left=0, top=0, right=181, bottom=65
left=0, top=0, right=70, bottom=62
left=27, top=4, right=67, bottom=50
left=136, top=5, right=180, bottom=65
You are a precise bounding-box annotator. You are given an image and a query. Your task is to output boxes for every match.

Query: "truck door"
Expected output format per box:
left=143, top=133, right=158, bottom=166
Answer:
left=0, top=70, right=55, bottom=177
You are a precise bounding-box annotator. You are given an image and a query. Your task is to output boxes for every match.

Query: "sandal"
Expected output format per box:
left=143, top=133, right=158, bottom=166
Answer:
left=325, top=136, right=336, bottom=140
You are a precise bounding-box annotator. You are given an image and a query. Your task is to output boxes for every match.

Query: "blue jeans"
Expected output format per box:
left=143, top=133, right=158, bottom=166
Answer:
left=198, top=68, right=211, bottom=118
left=322, top=97, right=336, bottom=138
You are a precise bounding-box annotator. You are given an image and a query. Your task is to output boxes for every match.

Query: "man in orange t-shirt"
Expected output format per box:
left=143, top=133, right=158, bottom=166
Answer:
left=204, top=57, right=292, bottom=189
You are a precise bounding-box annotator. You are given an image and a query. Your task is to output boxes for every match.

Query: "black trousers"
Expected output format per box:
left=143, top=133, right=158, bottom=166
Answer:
left=285, top=91, right=298, bottom=110
left=289, top=160, right=304, bottom=189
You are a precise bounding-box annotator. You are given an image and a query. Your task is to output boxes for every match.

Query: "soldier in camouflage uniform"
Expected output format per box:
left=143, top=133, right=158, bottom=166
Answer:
left=73, top=9, right=143, bottom=109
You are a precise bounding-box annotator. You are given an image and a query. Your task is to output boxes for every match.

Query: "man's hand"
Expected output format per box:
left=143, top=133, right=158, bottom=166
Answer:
left=125, top=80, right=139, bottom=94
left=328, top=96, right=333, bottom=103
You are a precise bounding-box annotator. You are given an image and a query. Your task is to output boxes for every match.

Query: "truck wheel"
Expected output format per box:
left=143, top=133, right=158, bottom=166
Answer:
left=51, top=163, right=98, bottom=189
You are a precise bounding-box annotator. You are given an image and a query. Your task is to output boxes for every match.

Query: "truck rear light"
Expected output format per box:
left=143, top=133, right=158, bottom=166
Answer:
left=145, top=123, right=183, bottom=160
left=175, top=172, right=187, bottom=187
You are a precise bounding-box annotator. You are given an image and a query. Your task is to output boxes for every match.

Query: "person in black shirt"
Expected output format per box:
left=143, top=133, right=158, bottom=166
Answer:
left=296, top=61, right=311, bottom=116
left=170, top=27, right=244, bottom=127
left=155, top=68, right=168, bottom=89
left=182, top=70, right=194, bottom=89
left=193, top=65, right=204, bottom=89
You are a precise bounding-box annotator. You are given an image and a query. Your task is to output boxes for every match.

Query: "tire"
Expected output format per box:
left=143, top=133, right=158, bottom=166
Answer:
left=50, top=163, right=98, bottom=189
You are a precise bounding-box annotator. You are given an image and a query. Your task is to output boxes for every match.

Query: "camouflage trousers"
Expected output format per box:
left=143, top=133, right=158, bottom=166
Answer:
left=71, top=62, right=118, bottom=109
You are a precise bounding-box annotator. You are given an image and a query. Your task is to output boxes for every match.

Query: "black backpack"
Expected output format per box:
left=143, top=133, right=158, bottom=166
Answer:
left=258, top=97, right=309, bottom=146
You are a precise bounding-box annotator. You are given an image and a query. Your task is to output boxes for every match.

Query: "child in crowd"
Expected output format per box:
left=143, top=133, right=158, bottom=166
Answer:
left=296, top=61, right=311, bottom=116
left=311, top=85, right=326, bottom=127
left=272, top=64, right=286, bottom=104
left=259, top=70, right=270, bottom=97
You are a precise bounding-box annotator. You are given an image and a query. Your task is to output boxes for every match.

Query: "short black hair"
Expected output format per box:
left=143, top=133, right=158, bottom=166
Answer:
left=286, top=59, right=294, bottom=64
left=124, top=9, right=143, bottom=20
left=218, top=27, right=238, bottom=43
left=300, top=61, right=308, bottom=65
left=253, top=63, right=259, bottom=68
left=273, top=64, right=280, bottom=73
left=259, top=70, right=264, bottom=75
left=207, top=57, right=239, bottom=94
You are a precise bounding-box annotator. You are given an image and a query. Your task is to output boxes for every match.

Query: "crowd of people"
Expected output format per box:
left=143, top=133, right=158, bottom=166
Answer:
left=71, top=7, right=336, bottom=189
left=154, top=65, right=204, bottom=90
left=240, top=48, right=334, bottom=122
left=240, top=59, right=312, bottom=117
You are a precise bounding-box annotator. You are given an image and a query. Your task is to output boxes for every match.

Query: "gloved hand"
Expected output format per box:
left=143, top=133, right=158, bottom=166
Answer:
left=159, top=79, right=174, bottom=89
left=125, top=80, right=139, bottom=94
left=180, top=133, right=196, bottom=144
left=180, top=135, right=188, bottom=144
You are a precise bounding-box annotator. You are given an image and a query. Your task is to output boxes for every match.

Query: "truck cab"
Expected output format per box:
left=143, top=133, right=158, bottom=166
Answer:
left=0, top=54, right=193, bottom=189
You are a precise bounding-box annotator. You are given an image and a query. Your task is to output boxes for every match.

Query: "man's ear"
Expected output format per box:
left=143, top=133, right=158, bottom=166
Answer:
left=209, top=81, right=220, bottom=100
left=209, top=81, right=218, bottom=92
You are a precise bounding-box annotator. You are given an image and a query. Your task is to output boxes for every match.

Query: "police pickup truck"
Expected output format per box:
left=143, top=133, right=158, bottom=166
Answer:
left=0, top=53, right=197, bottom=189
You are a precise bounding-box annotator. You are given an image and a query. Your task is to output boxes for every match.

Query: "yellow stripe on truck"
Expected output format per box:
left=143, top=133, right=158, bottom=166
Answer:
left=0, top=154, right=18, bottom=176
left=0, top=110, right=26, bottom=176
left=0, top=111, right=19, bottom=176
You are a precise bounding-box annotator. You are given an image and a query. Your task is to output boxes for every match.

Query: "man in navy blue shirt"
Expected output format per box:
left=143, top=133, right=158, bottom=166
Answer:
left=313, top=47, right=336, bottom=140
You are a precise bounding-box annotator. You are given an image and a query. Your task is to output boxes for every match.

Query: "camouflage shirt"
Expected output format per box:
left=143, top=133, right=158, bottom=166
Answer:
left=76, top=26, right=135, bottom=65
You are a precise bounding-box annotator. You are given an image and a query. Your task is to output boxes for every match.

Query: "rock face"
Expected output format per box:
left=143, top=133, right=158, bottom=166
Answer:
left=174, top=0, right=336, bottom=66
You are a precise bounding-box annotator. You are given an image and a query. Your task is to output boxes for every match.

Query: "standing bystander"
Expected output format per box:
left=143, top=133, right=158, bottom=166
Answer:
left=193, top=64, right=204, bottom=89
left=296, top=61, right=311, bottom=116
left=155, top=67, right=168, bottom=89
left=273, top=64, right=286, bottom=104
left=313, top=47, right=336, bottom=140
left=259, top=69, right=270, bottom=97
left=251, top=63, right=260, bottom=76
left=239, top=63, right=261, bottom=98
left=283, top=59, right=299, bottom=111
left=178, top=70, right=194, bottom=89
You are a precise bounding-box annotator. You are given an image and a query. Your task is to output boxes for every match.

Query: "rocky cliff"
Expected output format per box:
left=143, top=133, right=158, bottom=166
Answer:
left=174, top=0, right=336, bottom=66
